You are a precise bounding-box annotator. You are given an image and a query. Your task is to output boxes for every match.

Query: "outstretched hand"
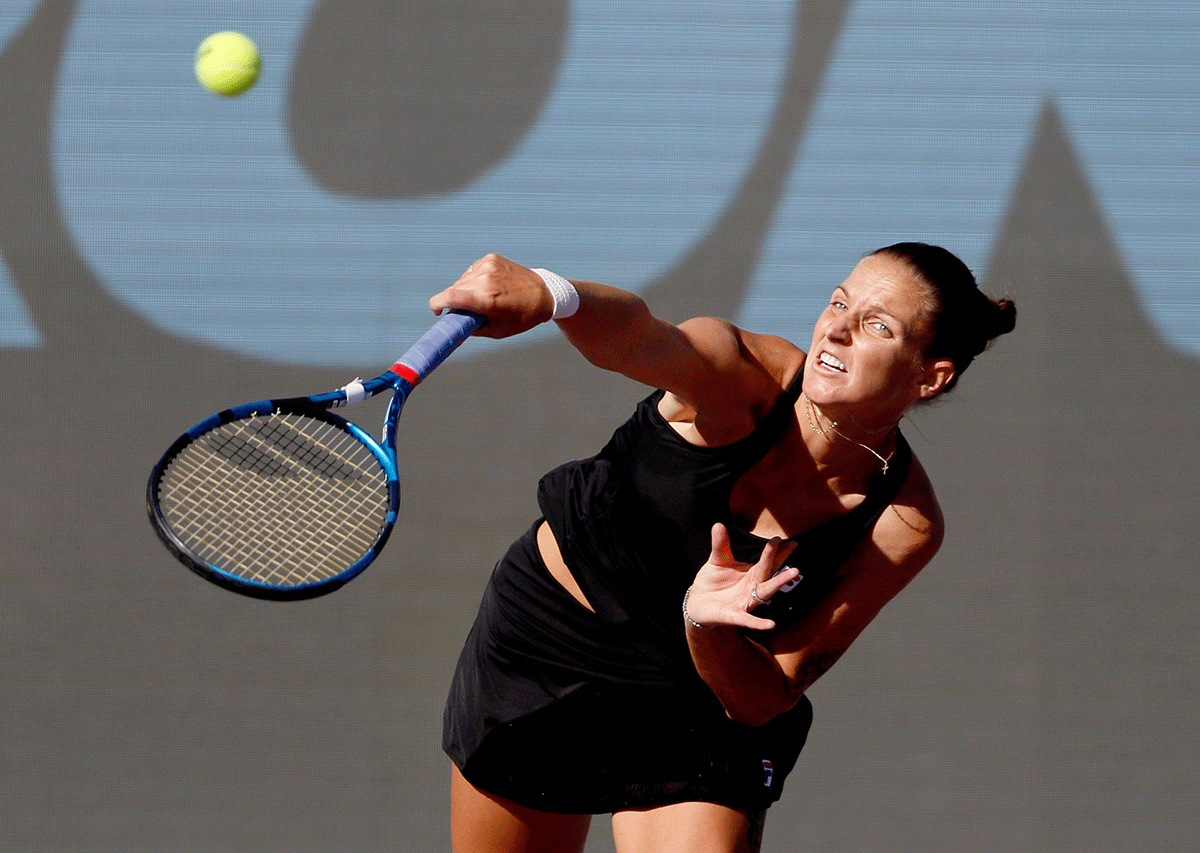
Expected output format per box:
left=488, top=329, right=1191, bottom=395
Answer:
left=429, top=253, right=556, bottom=339
left=685, top=523, right=800, bottom=631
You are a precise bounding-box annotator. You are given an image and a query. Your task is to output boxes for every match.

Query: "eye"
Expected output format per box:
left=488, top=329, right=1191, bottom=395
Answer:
left=869, top=319, right=892, bottom=336
left=831, top=299, right=847, bottom=311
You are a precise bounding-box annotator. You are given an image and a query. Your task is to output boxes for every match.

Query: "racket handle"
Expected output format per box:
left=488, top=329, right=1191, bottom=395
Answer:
left=392, top=310, right=485, bottom=383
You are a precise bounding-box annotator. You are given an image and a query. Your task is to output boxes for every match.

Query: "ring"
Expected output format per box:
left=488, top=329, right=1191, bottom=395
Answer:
left=750, top=585, right=766, bottom=605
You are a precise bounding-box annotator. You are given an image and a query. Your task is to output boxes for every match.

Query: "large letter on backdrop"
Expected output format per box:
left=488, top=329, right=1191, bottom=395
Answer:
left=0, top=1, right=43, bottom=347
left=739, top=0, right=1200, bottom=358
left=52, top=0, right=791, bottom=364
left=41, top=1, right=1200, bottom=361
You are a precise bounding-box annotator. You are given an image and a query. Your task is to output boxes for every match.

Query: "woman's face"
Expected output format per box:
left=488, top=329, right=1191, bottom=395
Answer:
left=803, top=253, right=947, bottom=423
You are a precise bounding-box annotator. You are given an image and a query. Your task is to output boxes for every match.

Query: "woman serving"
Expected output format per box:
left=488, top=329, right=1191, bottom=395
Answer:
left=432, top=244, right=1015, bottom=853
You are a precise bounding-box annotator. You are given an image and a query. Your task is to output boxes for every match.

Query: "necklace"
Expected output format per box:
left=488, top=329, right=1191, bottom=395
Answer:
left=803, top=395, right=895, bottom=475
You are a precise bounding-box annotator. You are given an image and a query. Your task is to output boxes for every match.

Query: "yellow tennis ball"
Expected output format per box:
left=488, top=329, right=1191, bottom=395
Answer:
left=195, top=31, right=260, bottom=97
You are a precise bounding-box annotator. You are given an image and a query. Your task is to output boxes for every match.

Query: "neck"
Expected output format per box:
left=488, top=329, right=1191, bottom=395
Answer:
left=801, top=394, right=900, bottom=476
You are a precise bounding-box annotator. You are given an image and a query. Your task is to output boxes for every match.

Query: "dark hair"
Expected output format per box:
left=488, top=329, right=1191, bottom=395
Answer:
left=871, top=242, right=1016, bottom=395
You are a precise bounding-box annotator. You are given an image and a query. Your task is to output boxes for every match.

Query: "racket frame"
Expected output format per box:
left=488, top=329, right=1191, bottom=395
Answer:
left=146, top=310, right=481, bottom=600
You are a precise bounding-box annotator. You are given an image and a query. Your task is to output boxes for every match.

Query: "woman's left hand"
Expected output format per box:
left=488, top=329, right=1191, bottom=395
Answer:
left=685, top=523, right=800, bottom=631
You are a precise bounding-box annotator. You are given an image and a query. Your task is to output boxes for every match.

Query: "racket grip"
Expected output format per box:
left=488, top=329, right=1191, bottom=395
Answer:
left=393, top=310, right=485, bottom=382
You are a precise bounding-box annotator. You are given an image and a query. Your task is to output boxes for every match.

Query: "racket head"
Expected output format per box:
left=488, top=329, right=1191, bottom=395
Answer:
left=147, top=399, right=400, bottom=600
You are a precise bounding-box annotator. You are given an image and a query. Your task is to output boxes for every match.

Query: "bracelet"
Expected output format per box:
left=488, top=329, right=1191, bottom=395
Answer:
left=682, top=585, right=708, bottom=629
left=532, top=268, right=580, bottom=320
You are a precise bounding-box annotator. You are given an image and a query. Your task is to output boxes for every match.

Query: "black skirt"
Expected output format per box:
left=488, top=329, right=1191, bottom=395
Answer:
left=443, top=521, right=814, bottom=815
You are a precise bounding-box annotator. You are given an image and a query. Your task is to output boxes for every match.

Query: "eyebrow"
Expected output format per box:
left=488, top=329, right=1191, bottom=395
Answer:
left=833, top=285, right=909, bottom=331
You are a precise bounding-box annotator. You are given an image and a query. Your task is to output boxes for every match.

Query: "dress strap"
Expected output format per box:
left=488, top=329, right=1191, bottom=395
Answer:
left=781, top=367, right=806, bottom=405
left=726, top=367, right=807, bottom=467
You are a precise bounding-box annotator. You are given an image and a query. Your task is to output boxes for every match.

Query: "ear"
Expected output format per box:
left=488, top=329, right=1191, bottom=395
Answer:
left=917, top=357, right=956, bottom=399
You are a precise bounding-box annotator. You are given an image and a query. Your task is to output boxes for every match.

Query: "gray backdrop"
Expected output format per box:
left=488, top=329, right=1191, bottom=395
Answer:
left=1, top=1, right=1196, bottom=851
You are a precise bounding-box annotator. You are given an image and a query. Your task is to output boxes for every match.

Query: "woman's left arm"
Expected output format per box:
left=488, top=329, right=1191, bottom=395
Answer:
left=685, top=483, right=945, bottom=726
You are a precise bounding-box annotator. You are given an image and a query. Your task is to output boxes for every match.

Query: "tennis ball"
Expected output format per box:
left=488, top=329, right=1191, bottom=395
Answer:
left=195, top=31, right=260, bottom=97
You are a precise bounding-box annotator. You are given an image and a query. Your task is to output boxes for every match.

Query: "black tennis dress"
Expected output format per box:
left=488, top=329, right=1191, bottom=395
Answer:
left=443, top=372, right=911, bottom=814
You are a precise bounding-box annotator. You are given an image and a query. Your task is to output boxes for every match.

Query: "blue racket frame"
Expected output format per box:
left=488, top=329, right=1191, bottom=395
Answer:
left=147, top=310, right=484, bottom=600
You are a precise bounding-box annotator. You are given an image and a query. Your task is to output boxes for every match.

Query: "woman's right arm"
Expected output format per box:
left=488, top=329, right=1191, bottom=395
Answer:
left=429, top=254, right=790, bottom=438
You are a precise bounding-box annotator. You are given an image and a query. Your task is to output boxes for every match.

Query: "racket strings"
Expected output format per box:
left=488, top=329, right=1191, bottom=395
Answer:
left=165, top=418, right=384, bottom=584
left=157, top=412, right=391, bottom=587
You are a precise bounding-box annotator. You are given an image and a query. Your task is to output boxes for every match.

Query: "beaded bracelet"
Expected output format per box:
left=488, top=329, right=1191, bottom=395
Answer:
left=682, top=585, right=709, bottom=629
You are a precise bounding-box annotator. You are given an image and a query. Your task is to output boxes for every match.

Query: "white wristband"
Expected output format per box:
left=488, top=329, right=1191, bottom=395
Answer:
left=533, top=268, right=580, bottom=320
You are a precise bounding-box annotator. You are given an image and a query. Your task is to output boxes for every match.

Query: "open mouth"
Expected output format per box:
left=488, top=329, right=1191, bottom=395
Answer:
left=818, top=351, right=847, bottom=373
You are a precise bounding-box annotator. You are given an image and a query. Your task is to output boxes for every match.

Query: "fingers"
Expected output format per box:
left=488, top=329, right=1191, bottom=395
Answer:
left=745, top=567, right=799, bottom=616
left=756, top=566, right=800, bottom=598
left=751, top=537, right=797, bottom=589
left=743, top=537, right=799, bottom=611
left=759, top=536, right=798, bottom=571
left=689, top=528, right=800, bottom=628
left=708, top=522, right=736, bottom=566
left=428, top=255, right=496, bottom=315
left=725, top=611, right=777, bottom=632
left=427, top=254, right=554, bottom=337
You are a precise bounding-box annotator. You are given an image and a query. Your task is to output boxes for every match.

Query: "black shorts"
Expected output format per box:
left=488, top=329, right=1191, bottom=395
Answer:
left=456, top=680, right=813, bottom=814
left=443, top=521, right=814, bottom=815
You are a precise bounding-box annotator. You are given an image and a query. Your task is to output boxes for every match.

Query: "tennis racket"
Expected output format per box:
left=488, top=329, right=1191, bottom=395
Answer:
left=147, top=310, right=484, bottom=600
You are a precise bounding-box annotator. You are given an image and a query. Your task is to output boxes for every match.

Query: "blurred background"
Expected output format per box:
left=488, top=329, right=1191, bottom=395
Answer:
left=1, top=1, right=1196, bottom=850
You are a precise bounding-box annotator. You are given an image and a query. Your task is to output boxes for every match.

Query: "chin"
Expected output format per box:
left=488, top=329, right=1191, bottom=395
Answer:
left=802, top=363, right=848, bottom=403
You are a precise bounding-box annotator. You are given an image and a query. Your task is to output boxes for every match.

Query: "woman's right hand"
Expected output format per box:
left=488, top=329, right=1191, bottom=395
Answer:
left=429, top=254, right=557, bottom=339
left=685, top=523, right=800, bottom=632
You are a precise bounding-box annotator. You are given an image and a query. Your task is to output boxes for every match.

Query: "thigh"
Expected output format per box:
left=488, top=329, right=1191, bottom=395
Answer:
left=451, top=763, right=592, bottom=853
left=611, top=801, right=767, bottom=853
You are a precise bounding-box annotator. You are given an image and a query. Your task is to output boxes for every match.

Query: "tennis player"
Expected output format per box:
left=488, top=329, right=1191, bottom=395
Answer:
left=430, top=244, right=1016, bottom=853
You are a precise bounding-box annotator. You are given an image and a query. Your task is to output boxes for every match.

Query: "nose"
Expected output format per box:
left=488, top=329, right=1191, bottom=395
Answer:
left=825, top=313, right=852, bottom=343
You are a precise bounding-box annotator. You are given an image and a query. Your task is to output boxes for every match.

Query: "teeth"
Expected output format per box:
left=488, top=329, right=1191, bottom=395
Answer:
left=819, top=352, right=846, bottom=372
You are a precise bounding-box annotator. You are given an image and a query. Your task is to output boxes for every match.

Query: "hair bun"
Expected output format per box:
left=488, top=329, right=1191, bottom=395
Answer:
left=987, top=297, right=1018, bottom=341
left=871, top=241, right=1017, bottom=396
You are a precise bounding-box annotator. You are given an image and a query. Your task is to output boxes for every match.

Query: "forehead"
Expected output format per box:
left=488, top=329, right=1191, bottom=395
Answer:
left=837, top=254, right=932, bottom=323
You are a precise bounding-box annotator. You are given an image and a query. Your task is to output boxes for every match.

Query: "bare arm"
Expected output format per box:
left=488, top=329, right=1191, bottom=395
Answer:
left=684, top=474, right=945, bottom=725
left=429, top=254, right=789, bottom=437
left=682, top=524, right=801, bottom=725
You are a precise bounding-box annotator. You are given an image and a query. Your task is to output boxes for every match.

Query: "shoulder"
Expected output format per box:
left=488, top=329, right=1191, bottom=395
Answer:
left=677, top=318, right=802, bottom=370
left=672, top=318, right=805, bottom=403
left=660, top=319, right=806, bottom=442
